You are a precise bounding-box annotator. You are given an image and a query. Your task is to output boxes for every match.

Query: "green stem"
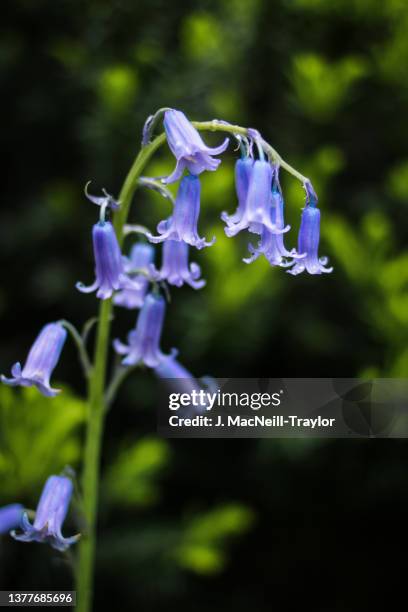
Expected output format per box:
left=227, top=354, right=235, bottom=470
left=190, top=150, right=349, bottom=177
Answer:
left=75, top=135, right=165, bottom=612
left=75, top=117, right=308, bottom=611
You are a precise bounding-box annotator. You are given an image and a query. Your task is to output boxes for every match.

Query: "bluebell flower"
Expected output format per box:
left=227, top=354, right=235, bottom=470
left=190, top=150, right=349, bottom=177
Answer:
left=221, top=156, right=254, bottom=226
left=147, top=174, right=215, bottom=250
left=163, top=109, right=229, bottom=183
left=114, top=243, right=155, bottom=309
left=11, top=475, right=79, bottom=552
left=288, top=182, right=333, bottom=276
left=1, top=323, right=67, bottom=397
left=113, top=293, right=177, bottom=368
left=244, top=186, right=303, bottom=267
left=152, top=240, right=205, bottom=289
left=77, top=221, right=141, bottom=300
left=223, top=160, right=289, bottom=237
left=0, top=504, right=24, bottom=535
left=154, top=357, right=214, bottom=413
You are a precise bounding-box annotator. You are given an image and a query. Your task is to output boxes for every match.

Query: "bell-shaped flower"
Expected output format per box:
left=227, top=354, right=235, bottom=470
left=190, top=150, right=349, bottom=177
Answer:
left=223, top=160, right=289, bottom=237
left=1, top=323, right=67, bottom=397
left=113, top=293, right=177, bottom=368
left=221, top=156, right=254, bottom=226
left=288, top=204, right=333, bottom=276
left=244, top=187, right=303, bottom=267
left=163, top=109, right=229, bottom=183
left=147, top=175, right=215, bottom=250
left=0, top=504, right=24, bottom=534
left=114, top=243, right=155, bottom=309
left=152, top=240, right=205, bottom=289
left=11, top=475, right=80, bottom=552
left=76, top=221, right=141, bottom=300
left=154, top=357, right=214, bottom=413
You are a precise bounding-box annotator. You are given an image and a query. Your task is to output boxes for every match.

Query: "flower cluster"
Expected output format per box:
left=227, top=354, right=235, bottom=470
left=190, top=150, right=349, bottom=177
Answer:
left=0, top=107, right=332, bottom=554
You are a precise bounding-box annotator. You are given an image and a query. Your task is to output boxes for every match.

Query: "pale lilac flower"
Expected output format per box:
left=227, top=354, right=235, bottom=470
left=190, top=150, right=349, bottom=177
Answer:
left=1, top=323, right=67, bottom=397
left=154, top=357, right=202, bottom=395
left=163, top=109, right=229, bottom=183
left=0, top=504, right=24, bottom=534
left=223, top=160, right=289, bottom=237
left=113, top=293, right=177, bottom=368
left=114, top=243, right=155, bottom=309
left=147, top=175, right=215, bottom=250
left=76, top=221, right=141, bottom=300
left=244, top=186, right=303, bottom=267
left=288, top=182, right=333, bottom=276
left=221, top=156, right=254, bottom=226
left=152, top=240, right=205, bottom=289
left=11, top=476, right=79, bottom=552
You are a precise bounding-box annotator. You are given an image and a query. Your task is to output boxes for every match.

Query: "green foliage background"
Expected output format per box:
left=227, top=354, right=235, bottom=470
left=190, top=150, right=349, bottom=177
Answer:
left=1, top=0, right=408, bottom=609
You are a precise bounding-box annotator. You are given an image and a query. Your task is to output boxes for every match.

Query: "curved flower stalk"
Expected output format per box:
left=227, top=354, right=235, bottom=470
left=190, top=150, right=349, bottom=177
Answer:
left=113, top=293, right=177, bottom=368
left=76, top=221, right=142, bottom=300
left=221, top=156, right=254, bottom=226
left=84, top=183, right=120, bottom=212
left=147, top=174, right=215, bottom=250
left=12, top=475, right=80, bottom=552
left=152, top=240, right=205, bottom=289
left=288, top=183, right=333, bottom=276
left=244, top=185, right=303, bottom=267
left=1, top=323, right=67, bottom=397
left=163, top=109, right=229, bottom=183
left=224, top=160, right=289, bottom=237
left=0, top=504, right=24, bottom=534
left=114, top=242, right=155, bottom=309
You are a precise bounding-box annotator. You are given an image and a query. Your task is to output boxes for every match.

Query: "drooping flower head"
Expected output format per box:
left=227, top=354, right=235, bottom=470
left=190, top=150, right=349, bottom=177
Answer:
left=147, top=174, right=215, bottom=250
left=223, top=160, right=289, bottom=237
left=1, top=322, right=67, bottom=397
left=76, top=221, right=141, bottom=300
left=11, top=475, right=79, bottom=552
left=244, top=169, right=304, bottom=267
left=114, top=242, right=155, bottom=309
left=113, top=293, right=177, bottom=368
left=152, top=240, right=205, bottom=289
left=0, top=504, right=24, bottom=534
left=288, top=181, right=333, bottom=276
left=163, top=109, right=229, bottom=183
left=221, top=156, right=254, bottom=226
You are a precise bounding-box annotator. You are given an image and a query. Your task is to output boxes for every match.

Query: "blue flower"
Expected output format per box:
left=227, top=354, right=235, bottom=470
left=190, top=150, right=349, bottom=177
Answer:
left=114, top=243, right=155, bottom=309
left=152, top=240, right=205, bottom=289
left=244, top=185, right=303, bottom=267
left=221, top=156, right=254, bottom=226
left=76, top=221, right=141, bottom=300
left=154, top=357, right=202, bottom=394
left=113, top=293, right=177, bottom=368
left=223, top=160, right=289, bottom=237
left=1, top=323, right=67, bottom=397
left=288, top=182, right=333, bottom=276
left=11, top=475, right=80, bottom=552
left=0, top=504, right=24, bottom=535
left=147, top=174, right=215, bottom=250
left=163, top=109, right=229, bottom=183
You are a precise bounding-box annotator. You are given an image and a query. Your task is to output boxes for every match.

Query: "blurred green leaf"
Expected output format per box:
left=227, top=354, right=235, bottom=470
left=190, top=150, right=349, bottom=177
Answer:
left=291, top=54, right=368, bottom=121
left=98, top=65, right=139, bottom=113
left=176, top=503, right=254, bottom=575
left=0, top=386, right=85, bottom=502
left=104, top=437, right=170, bottom=507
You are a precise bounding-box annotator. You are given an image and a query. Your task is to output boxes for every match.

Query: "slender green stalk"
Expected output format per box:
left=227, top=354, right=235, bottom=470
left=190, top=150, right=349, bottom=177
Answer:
left=75, top=118, right=308, bottom=611
left=75, top=135, right=165, bottom=612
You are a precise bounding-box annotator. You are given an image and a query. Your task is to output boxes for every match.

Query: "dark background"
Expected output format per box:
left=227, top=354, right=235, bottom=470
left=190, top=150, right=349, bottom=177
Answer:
left=1, top=0, right=408, bottom=609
